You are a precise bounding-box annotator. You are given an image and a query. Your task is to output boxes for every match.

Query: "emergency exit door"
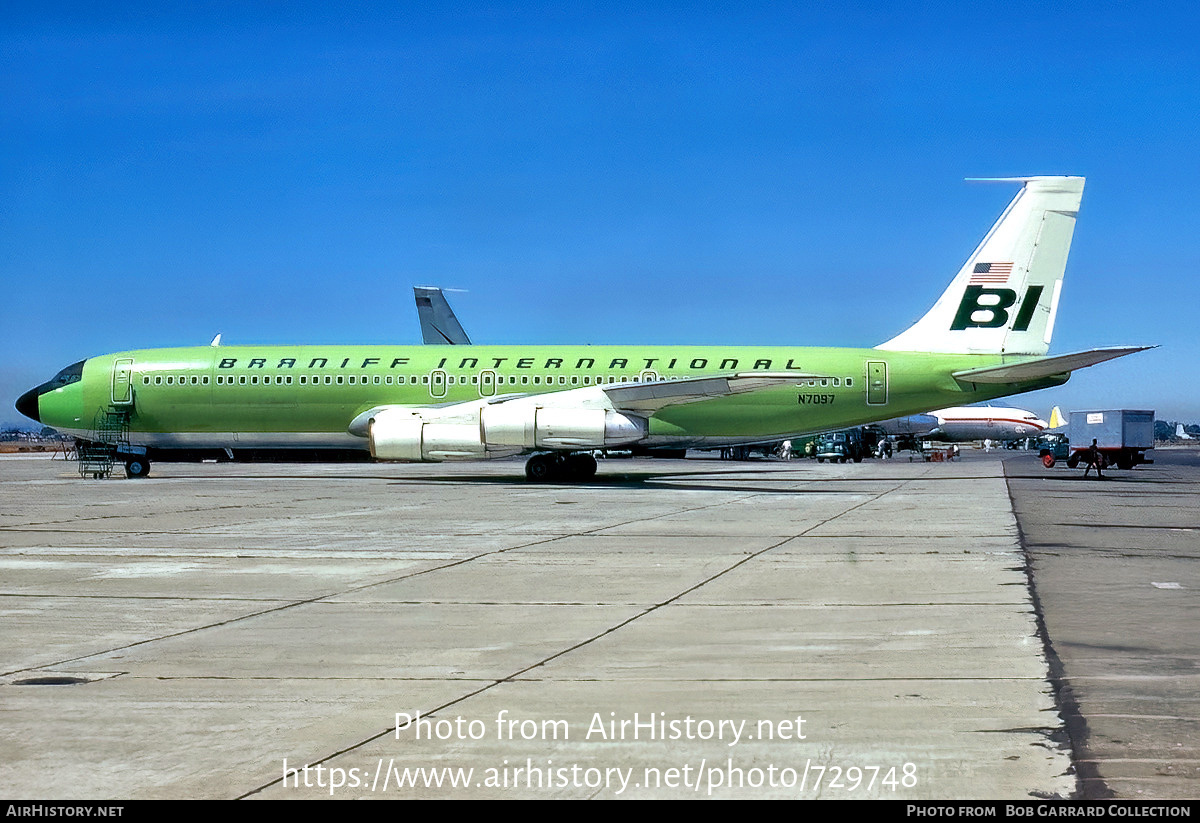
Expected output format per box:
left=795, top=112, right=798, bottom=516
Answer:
left=866, top=360, right=888, bottom=405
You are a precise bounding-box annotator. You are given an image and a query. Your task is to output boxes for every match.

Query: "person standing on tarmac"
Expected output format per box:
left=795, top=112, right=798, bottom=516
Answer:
left=1083, top=438, right=1105, bottom=479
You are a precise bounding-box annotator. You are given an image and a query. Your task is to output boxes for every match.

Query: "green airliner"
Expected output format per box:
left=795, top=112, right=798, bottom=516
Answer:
left=16, top=176, right=1148, bottom=481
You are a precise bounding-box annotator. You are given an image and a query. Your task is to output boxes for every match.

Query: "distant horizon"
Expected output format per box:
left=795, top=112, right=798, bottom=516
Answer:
left=8, top=412, right=1200, bottom=435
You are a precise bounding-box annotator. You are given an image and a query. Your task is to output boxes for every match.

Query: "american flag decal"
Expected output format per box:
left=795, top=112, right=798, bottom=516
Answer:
left=969, top=261, right=1013, bottom=284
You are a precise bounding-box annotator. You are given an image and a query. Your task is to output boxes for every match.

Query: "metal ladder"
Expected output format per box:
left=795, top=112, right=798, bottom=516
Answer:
left=77, top=408, right=131, bottom=479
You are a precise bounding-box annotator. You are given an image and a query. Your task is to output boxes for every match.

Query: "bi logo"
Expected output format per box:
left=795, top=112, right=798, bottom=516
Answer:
left=951, top=285, right=1044, bottom=331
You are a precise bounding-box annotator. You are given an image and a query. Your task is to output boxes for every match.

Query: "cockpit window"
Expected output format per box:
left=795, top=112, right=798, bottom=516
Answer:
left=47, top=360, right=85, bottom=389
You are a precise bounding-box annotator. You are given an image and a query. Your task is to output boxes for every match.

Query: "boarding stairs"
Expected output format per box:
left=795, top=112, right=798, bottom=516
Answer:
left=77, top=407, right=131, bottom=479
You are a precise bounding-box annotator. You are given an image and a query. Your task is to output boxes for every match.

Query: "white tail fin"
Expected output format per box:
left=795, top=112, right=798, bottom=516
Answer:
left=1049, top=406, right=1066, bottom=429
left=877, top=176, right=1084, bottom=355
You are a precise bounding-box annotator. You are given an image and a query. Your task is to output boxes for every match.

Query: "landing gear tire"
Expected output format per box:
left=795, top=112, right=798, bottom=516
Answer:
left=525, top=452, right=597, bottom=483
left=565, top=452, right=597, bottom=481
left=124, top=458, right=150, bottom=479
left=525, top=453, right=557, bottom=482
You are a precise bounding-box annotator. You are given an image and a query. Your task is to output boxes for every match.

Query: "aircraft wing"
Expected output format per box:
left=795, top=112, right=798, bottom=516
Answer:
left=601, top=372, right=826, bottom=414
left=348, top=372, right=822, bottom=435
left=952, top=347, right=1153, bottom=384
left=874, top=413, right=941, bottom=437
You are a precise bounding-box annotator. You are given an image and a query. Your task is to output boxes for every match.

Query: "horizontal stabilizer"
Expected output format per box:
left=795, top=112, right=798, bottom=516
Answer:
left=604, top=371, right=826, bottom=413
left=952, top=346, right=1153, bottom=384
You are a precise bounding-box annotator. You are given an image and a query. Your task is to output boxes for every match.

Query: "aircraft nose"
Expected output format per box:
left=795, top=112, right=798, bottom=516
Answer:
left=16, top=387, right=41, bottom=423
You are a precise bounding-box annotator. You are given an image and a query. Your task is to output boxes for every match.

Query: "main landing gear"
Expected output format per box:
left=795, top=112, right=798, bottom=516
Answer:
left=525, top=452, right=598, bottom=483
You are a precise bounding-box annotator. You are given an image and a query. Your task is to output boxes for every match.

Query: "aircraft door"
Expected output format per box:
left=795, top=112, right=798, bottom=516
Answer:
left=866, top=360, right=888, bottom=405
left=479, top=370, right=497, bottom=397
left=430, top=369, right=447, bottom=399
left=112, top=358, right=134, bottom=406
left=639, top=370, right=660, bottom=382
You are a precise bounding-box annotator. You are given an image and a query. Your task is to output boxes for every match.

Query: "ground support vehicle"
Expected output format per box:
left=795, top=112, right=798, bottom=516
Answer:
left=1065, top=409, right=1154, bottom=470
left=814, top=428, right=868, bottom=463
left=1037, top=432, right=1071, bottom=468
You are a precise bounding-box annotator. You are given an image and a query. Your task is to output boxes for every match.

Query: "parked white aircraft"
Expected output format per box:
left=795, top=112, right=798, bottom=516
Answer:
left=875, top=406, right=1048, bottom=442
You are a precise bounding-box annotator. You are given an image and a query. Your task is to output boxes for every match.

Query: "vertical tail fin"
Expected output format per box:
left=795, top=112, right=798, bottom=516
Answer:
left=414, top=286, right=472, bottom=345
left=876, top=176, right=1084, bottom=355
left=1049, top=406, right=1066, bottom=429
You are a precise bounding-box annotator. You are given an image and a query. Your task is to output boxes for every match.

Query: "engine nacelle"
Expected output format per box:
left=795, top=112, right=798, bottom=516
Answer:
left=370, top=409, right=514, bottom=462
left=482, top=405, right=646, bottom=449
left=368, top=404, right=647, bottom=461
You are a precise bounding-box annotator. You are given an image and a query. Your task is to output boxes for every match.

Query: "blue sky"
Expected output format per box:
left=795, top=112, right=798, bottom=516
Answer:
left=3, top=3, right=1198, bottom=425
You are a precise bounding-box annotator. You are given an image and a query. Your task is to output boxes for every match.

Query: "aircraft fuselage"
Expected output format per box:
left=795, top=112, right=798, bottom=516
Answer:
left=22, top=343, right=1066, bottom=456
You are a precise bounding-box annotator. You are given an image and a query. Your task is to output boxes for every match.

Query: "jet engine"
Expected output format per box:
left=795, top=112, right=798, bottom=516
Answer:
left=368, top=404, right=647, bottom=462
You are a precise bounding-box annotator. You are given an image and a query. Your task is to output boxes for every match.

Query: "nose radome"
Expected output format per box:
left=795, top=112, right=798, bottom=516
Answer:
left=16, top=387, right=41, bottom=423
